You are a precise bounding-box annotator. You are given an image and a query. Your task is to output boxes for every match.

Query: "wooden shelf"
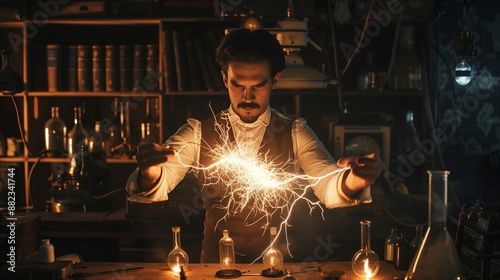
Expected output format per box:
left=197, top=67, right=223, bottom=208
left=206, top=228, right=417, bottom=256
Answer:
left=28, top=91, right=162, bottom=97
left=27, top=157, right=137, bottom=164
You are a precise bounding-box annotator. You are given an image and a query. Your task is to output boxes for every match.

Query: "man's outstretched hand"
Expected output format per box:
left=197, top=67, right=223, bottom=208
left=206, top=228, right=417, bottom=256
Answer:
left=337, top=153, right=384, bottom=198
left=135, top=143, right=176, bottom=188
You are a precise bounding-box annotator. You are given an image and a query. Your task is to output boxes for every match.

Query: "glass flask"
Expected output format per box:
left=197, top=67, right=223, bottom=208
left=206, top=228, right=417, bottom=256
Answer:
left=67, top=107, right=89, bottom=156
left=217, top=230, right=239, bottom=278
left=405, top=171, right=466, bottom=279
left=390, top=25, right=422, bottom=91
left=384, top=228, right=399, bottom=263
left=262, top=226, right=284, bottom=276
left=351, top=220, right=380, bottom=278
left=166, top=226, right=189, bottom=276
left=409, top=225, right=424, bottom=263
left=44, top=106, right=67, bottom=157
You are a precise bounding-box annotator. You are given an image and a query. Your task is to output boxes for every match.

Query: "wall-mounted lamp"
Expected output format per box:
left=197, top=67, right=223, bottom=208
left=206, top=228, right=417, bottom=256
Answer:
left=454, top=0, right=476, bottom=86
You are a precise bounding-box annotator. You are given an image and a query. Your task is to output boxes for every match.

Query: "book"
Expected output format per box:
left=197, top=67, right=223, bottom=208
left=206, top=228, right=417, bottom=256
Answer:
left=46, top=44, right=60, bottom=92
left=132, top=44, right=146, bottom=91
left=119, top=45, right=132, bottom=92
left=183, top=29, right=203, bottom=91
left=105, top=45, right=119, bottom=92
left=172, top=29, right=189, bottom=91
left=77, top=45, right=92, bottom=91
left=92, top=45, right=105, bottom=92
left=162, top=29, right=177, bottom=92
left=145, top=44, right=159, bottom=91
left=193, top=38, right=215, bottom=91
left=203, top=28, right=225, bottom=90
left=66, top=45, right=78, bottom=91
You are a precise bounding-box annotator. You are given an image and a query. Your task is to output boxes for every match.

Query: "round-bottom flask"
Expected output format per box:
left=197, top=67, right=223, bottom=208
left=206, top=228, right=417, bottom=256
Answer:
left=351, top=220, right=380, bottom=278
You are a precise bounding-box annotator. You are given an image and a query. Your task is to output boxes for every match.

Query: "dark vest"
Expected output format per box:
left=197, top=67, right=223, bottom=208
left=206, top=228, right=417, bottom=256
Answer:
left=198, top=110, right=294, bottom=263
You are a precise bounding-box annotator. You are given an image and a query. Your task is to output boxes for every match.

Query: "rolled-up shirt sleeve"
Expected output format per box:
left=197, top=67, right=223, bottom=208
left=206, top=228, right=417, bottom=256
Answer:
left=126, top=118, right=202, bottom=203
left=292, top=118, right=372, bottom=208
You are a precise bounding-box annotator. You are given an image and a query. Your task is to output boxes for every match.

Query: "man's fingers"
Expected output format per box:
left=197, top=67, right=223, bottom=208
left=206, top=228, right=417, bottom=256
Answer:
left=136, top=143, right=176, bottom=168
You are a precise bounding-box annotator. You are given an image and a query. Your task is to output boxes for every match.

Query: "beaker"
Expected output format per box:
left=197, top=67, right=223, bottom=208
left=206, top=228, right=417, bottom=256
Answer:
left=405, top=171, right=465, bottom=279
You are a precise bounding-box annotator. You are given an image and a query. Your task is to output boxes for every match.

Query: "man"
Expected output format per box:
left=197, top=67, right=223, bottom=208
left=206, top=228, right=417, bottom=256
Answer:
left=126, top=29, right=383, bottom=263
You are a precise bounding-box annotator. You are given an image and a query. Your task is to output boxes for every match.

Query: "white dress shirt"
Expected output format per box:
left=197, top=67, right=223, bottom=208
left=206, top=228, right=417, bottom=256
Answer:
left=126, top=106, right=371, bottom=208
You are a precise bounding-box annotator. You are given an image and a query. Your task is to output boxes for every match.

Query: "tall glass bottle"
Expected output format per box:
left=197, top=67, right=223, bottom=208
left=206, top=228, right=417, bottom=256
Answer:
left=384, top=228, right=399, bottom=263
left=104, top=98, right=122, bottom=158
left=218, top=230, right=237, bottom=276
left=393, top=233, right=410, bottom=271
left=351, top=220, right=380, bottom=278
left=78, top=144, right=90, bottom=189
left=262, top=226, right=284, bottom=276
left=167, top=226, right=189, bottom=276
left=44, top=106, right=67, bottom=157
left=139, top=98, right=159, bottom=144
left=397, top=110, right=421, bottom=156
left=405, top=171, right=465, bottom=279
left=67, top=107, right=89, bottom=156
left=390, top=25, right=422, bottom=91
left=409, top=225, right=424, bottom=263
left=89, top=121, right=104, bottom=154
left=357, top=51, right=379, bottom=91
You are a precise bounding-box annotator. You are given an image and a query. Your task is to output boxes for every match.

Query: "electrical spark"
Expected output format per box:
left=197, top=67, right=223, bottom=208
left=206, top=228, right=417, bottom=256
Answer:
left=176, top=111, right=348, bottom=260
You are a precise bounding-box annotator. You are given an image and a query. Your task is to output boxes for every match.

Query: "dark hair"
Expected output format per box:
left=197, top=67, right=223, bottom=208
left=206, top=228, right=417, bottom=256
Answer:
left=215, top=29, right=286, bottom=78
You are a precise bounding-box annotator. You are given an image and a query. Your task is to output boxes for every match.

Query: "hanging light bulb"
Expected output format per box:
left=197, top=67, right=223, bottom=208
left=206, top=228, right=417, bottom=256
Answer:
left=455, top=60, right=472, bottom=86
left=454, top=0, right=475, bottom=86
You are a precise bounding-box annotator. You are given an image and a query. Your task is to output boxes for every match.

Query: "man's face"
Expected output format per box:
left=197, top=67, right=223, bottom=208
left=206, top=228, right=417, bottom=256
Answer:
left=222, top=61, right=281, bottom=123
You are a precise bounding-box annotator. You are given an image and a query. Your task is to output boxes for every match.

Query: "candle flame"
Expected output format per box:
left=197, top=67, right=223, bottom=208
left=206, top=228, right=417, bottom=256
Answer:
left=364, top=259, right=374, bottom=279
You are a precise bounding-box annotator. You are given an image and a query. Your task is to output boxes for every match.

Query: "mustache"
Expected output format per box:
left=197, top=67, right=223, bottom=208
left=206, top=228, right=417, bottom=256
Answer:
left=237, top=102, right=260, bottom=109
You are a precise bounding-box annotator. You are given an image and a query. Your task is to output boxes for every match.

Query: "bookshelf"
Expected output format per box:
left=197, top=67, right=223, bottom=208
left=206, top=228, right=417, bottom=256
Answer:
left=0, top=11, right=435, bottom=211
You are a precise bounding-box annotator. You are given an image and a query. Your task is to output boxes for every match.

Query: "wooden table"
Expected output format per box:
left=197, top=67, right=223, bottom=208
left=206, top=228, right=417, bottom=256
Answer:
left=69, top=261, right=408, bottom=279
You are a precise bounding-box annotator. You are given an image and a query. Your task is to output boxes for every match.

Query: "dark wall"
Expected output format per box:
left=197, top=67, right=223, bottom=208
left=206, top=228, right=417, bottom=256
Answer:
left=433, top=0, right=500, bottom=210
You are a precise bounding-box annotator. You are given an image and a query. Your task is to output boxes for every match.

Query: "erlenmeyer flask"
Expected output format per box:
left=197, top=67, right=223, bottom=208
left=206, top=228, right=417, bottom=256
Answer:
left=405, top=171, right=465, bottom=279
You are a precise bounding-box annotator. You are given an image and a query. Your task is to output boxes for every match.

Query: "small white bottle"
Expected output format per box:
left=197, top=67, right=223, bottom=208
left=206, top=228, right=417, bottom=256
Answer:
left=39, top=239, right=55, bottom=263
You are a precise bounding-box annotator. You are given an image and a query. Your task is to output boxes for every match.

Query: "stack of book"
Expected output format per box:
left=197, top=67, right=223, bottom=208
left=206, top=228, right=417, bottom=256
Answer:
left=43, top=44, right=159, bottom=92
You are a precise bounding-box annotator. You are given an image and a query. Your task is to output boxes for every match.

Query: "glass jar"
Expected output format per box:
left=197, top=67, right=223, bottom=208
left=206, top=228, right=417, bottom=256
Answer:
left=405, top=171, right=466, bottom=279
left=39, top=239, right=55, bottom=263
left=44, top=106, right=67, bottom=157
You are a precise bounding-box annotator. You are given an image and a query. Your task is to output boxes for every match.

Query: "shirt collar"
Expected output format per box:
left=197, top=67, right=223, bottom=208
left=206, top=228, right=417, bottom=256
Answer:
left=228, top=105, right=271, bottom=128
